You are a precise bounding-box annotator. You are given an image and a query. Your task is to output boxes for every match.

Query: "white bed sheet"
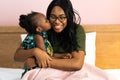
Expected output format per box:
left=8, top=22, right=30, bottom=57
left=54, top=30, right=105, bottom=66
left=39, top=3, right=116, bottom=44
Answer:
left=104, top=69, right=120, bottom=80
left=0, top=68, right=120, bottom=80
left=0, top=68, right=24, bottom=80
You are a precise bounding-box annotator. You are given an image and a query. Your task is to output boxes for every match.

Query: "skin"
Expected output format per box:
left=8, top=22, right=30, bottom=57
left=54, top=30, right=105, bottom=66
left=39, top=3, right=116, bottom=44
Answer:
left=14, top=6, right=85, bottom=71
left=50, top=6, right=67, bottom=33
left=36, top=13, right=51, bottom=32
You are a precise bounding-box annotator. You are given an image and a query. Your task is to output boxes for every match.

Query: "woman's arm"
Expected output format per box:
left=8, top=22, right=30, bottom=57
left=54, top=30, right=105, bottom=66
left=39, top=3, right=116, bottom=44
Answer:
left=53, top=53, right=72, bottom=59
left=14, top=46, right=85, bottom=70
left=14, top=46, right=39, bottom=62
left=49, top=51, right=85, bottom=71
left=14, top=34, right=52, bottom=67
left=14, top=47, right=52, bottom=68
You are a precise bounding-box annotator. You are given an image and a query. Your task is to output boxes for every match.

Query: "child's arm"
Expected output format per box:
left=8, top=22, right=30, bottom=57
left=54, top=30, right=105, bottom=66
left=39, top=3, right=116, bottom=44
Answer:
left=24, top=34, right=48, bottom=69
left=34, top=34, right=52, bottom=67
left=25, top=57, right=37, bottom=69
left=34, top=34, right=46, bottom=51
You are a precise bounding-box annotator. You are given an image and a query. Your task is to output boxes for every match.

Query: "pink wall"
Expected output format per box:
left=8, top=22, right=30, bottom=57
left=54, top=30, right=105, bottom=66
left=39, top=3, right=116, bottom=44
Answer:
left=0, top=0, right=120, bottom=26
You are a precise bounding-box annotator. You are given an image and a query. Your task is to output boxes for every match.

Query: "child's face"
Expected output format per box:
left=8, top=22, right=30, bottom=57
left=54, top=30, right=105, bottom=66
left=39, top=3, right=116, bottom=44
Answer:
left=37, top=14, right=51, bottom=31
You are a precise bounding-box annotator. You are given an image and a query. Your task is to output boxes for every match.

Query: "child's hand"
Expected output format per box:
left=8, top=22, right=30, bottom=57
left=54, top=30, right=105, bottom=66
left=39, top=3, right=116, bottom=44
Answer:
left=62, top=53, right=72, bottom=59
left=34, top=48, right=52, bottom=68
left=53, top=53, right=72, bottom=59
left=25, top=57, right=37, bottom=69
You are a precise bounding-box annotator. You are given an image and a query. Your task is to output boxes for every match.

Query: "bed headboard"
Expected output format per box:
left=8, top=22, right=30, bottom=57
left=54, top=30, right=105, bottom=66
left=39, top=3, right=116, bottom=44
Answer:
left=84, top=24, right=120, bottom=69
left=0, top=24, right=120, bottom=69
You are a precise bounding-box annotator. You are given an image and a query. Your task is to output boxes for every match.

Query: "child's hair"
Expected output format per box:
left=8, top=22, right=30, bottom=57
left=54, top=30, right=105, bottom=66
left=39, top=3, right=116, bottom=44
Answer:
left=19, top=11, right=40, bottom=34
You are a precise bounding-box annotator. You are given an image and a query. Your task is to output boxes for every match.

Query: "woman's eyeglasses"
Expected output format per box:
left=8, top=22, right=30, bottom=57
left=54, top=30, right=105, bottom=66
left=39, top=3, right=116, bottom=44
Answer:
left=50, top=15, right=66, bottom=22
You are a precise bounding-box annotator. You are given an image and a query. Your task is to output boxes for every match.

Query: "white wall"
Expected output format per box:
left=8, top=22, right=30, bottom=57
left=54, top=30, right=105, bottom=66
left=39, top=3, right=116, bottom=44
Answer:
left=0, top=0, right=120, bottom=26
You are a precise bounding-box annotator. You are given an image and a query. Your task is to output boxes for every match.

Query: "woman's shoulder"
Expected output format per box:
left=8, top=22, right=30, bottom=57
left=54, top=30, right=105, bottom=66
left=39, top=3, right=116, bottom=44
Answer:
left=76, top=24, right=85, bottom=33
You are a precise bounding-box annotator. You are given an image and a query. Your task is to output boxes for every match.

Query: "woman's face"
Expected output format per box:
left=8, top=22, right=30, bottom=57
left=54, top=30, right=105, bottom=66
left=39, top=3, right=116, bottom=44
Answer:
left=49, top=6, right=67, bottom=33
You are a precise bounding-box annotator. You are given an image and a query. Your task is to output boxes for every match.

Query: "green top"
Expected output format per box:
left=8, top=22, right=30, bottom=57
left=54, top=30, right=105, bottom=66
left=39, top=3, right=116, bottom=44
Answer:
left=22, top=31, right=53, bottom=56
left=21, top=31, right=53, bottom=77
left=52, top=25, right=86, bottom=53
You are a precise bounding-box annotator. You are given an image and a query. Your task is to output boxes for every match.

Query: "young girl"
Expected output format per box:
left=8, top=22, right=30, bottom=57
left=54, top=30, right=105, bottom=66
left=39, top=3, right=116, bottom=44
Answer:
left=19, top=11, right=53, bottom=73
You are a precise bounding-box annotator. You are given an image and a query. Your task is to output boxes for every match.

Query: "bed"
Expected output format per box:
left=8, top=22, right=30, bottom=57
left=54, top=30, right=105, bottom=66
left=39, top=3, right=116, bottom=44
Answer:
left=0, top=25, right=120, bottom=80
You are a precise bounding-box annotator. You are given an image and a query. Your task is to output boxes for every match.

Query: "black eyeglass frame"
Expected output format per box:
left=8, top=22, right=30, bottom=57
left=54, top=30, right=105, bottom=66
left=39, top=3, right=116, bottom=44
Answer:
left=49, top=15, right=67, bottom=22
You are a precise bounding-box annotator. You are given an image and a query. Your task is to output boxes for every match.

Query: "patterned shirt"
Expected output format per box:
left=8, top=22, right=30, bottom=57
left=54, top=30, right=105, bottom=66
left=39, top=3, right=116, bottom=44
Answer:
left=22, top=31, right=53, bottom=56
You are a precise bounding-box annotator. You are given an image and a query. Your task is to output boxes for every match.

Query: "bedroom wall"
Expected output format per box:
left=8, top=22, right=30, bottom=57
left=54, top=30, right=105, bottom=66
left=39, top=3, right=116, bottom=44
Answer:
left=0, top=0, right=120, bottom=26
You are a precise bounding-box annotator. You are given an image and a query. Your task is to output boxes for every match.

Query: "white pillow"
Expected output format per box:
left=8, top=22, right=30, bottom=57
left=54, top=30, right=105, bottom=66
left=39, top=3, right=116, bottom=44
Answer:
left=85, top=32, right=96, bottom=66
left=21, top=32, right=96, bottom=66
left=21, top=34, right=27, bottom=41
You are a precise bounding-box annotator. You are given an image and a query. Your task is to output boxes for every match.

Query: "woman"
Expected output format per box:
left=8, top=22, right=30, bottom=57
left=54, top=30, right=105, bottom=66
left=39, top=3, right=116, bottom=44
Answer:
left=14, top=0, right=85, bottom=71
left=15, top=0, right=115, bottom=80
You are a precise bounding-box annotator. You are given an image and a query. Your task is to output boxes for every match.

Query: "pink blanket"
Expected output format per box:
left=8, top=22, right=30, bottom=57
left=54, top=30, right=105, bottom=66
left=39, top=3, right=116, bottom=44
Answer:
left=21, top=63, right=116, bottom=80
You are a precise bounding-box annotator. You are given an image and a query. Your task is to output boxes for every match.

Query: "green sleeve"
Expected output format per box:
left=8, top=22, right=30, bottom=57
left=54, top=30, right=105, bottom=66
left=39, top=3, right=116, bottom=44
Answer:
left=76, top=25, right=86, bottom=51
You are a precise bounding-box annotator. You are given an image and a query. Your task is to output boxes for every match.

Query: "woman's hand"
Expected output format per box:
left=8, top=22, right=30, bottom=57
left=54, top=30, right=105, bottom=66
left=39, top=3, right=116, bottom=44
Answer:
left=34, top=48, right=52, bottom=68
left=49, top=51, right=85, bottom=71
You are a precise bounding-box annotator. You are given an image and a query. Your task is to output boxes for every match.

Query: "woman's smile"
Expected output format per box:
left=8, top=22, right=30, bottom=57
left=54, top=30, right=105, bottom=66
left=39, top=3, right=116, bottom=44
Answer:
left=50, top=6, right=67, bottom=33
